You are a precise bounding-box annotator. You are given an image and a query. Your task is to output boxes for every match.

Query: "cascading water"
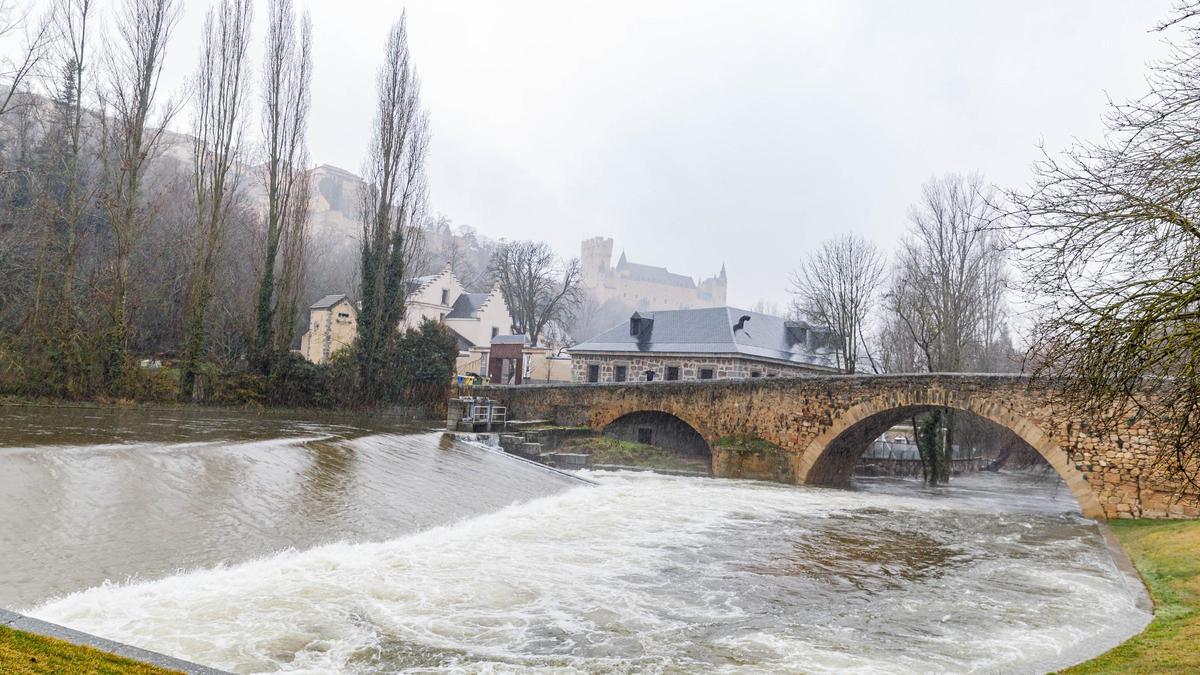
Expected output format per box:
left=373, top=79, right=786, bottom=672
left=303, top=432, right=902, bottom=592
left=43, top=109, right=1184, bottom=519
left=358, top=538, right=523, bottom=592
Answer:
left=0, top=408, right=1150, bottom=673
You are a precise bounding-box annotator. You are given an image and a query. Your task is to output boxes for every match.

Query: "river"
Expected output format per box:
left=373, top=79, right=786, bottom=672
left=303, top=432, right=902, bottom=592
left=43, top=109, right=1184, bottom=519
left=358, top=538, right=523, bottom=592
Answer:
left=0, top=406, right=1150, bottom=673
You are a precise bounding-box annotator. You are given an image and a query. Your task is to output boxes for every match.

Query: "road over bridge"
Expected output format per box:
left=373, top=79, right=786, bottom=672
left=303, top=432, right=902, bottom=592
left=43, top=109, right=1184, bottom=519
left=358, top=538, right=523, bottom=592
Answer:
left=463, top=374, right=1200, bottom=520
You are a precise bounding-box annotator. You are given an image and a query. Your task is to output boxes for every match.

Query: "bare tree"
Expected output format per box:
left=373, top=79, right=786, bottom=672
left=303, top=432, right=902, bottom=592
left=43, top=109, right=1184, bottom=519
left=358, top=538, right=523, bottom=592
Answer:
left=356, top=12, right=429, bottom=402
left=883, top=173, right=1009, bottom=484
left=1009, top=1, right=1200, bottom=487
left=788, top=234, right=884, bottom=374
left=251, top=0, right=311, bottom=371
left=98, top=0, right=180, bottom=383
left=490, top=239, right=583, bottom=347
left=0, top=1, right=53, bottom=120
left=179, top=0, right=252, bottom=399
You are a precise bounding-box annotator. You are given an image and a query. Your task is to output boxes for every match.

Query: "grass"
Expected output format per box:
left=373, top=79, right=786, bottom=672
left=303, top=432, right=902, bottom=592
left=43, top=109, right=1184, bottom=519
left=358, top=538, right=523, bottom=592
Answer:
left=558, top=436, right=710, bottom=473
left=1065, top=519, right=1200, bottom=673
left=0, top=624, right=179, bottom=674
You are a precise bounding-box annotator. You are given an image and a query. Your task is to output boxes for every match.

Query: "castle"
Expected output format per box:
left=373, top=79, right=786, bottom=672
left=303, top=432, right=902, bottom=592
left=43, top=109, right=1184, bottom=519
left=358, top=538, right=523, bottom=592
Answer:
left=580, top=237, right=727, bottom=310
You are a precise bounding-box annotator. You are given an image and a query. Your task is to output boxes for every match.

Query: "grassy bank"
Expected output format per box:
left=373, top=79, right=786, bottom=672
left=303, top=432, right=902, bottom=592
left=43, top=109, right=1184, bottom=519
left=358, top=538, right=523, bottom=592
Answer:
left=0, top=625, right=177, bottom=674
left=1066, top=519, right=1200, bottom=673
left=558, top=437, right=710, bottom=473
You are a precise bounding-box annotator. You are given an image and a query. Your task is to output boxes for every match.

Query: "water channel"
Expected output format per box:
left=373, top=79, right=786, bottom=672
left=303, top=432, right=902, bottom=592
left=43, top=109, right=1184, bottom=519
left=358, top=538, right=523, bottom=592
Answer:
left=0, top=406, right=1150, bottom=673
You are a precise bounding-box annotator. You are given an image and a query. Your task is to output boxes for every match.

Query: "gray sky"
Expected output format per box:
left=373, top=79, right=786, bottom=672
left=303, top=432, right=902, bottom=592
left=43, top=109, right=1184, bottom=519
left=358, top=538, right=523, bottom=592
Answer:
left=39, top=1, right=1182, bottom=307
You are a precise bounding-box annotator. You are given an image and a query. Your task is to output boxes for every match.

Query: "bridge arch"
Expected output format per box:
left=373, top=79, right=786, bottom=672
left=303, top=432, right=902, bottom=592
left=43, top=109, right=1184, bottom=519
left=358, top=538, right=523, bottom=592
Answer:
left=795, top=392, right=1105, bottom=519
left=601, top=410, right=712, bottom=470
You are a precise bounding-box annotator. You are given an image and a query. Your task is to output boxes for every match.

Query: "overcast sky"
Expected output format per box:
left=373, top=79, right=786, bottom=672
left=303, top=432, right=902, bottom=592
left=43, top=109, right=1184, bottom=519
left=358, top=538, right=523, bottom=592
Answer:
left=27, top=0, right=1180, bottom=307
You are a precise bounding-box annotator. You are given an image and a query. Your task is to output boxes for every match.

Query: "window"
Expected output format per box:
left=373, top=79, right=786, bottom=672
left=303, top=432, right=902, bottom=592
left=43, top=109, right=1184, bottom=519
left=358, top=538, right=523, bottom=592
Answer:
left=587, top=365, right=600, bottom=383
left=751, top=371, right=762, bottom=378
left=666, top=366, right=680, bottom=381
left=337, top=312, right=350, bottom=320
left=637, top=427, right=653, bottom=445
left=644, top=370, right=656, bottom=382
left=615, top=365, right=628, bottom=383
left=491, top=326, right=499, bottom=339
left=699, top=368, right=715, bottom=380
left=440, top=289, right=450, bottom=305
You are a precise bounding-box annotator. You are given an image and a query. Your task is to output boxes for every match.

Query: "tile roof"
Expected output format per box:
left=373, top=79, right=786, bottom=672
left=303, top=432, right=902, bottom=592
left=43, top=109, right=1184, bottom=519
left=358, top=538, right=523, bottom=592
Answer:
left=569, top=306, right=859, bottom=372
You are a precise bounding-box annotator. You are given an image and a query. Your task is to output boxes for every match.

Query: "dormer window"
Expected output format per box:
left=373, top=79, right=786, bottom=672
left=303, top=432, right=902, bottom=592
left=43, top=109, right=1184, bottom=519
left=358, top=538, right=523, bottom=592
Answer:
left=440, top=289, right=450, bottom=305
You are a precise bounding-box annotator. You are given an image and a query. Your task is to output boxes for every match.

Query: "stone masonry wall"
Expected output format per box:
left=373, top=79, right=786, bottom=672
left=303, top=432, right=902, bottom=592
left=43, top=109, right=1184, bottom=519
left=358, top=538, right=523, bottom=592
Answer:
left=459, top=375, right=1200, bottom=520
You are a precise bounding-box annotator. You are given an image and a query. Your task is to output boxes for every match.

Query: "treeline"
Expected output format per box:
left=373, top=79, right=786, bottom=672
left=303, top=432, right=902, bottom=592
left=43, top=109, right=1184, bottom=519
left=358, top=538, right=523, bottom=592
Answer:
left=0, top=0, right=461, bottom=409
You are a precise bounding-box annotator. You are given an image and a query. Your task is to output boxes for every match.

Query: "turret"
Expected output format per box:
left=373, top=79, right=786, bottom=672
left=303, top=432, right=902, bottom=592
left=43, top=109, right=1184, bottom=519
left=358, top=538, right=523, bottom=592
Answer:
left=580, top=236, right=613, bottom=287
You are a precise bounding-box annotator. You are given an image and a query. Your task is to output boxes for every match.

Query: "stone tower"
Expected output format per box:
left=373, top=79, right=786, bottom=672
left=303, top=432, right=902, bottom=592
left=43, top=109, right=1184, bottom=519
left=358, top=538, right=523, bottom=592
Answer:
left=581, top=236, right=614, bottom=287
left=698, top=263, right=728, bottom=305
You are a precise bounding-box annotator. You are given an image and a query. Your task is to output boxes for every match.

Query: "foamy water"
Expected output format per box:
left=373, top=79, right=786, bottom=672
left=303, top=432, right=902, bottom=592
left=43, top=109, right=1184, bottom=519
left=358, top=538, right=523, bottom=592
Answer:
left=25, top=469, right=1149, bottom=674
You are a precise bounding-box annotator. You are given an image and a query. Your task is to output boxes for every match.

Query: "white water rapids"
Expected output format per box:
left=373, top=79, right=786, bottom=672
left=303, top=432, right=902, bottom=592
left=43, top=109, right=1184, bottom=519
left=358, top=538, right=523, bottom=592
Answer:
left=0, top=409, right=1150, bottom=673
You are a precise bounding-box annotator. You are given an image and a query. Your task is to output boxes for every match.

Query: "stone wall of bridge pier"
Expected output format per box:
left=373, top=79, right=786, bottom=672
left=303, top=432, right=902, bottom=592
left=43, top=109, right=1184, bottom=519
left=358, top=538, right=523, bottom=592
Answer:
left=459, top=374, right=1200, bottom=520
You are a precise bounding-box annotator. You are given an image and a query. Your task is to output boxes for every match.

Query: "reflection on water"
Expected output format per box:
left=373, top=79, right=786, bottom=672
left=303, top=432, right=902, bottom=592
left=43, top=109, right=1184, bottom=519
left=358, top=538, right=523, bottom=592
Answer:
left=0, top=407, right=1151, bottom=674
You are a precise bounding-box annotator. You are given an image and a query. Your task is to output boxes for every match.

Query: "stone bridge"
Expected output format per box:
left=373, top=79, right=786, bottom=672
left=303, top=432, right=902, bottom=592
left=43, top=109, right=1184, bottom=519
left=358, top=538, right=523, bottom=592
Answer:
left=464, top=374, right=1200, bottom=520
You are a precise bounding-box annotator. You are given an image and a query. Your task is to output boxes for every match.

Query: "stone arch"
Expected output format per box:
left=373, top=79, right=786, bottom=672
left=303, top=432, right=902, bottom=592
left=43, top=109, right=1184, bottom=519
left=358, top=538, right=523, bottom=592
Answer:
left=794, top=392, right=1105, bottom=519
left=593, top=406, right=715, bottom=471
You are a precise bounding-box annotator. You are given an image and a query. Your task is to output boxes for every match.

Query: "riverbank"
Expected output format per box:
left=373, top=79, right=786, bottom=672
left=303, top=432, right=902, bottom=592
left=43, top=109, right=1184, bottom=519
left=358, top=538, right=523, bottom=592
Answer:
left=0, top=394, right=438, bottom=422
left=0, top=625, right=174, bottom=674
left=1067, top=519, right=1200, bottom=673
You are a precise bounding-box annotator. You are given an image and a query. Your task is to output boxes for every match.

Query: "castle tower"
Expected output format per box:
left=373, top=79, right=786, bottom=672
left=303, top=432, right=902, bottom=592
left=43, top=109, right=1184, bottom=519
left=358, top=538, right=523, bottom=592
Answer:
left=581, top=236, right=614, bottom=288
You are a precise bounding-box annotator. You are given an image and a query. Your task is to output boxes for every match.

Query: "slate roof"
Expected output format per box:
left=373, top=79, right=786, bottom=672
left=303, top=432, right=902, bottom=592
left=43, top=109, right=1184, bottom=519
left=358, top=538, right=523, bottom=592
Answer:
left=311, top=294, right=349, bottom=309
left=445, top=293, right=489, bottom=319
left=569, top=306, right=858, bottom=372
left=492, top=334, right=528, bottom=345
left=444, top=325, right=475, bottom=350
left=615, top=252, right=695, bottom=288
left=404, top=274, right=439, bottom=297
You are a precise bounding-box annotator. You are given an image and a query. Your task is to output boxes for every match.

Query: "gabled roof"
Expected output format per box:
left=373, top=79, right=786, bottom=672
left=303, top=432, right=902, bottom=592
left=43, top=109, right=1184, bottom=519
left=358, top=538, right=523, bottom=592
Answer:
left=444, top=325, right=475, bottom=350
left=615, top=253, right=695, bottom=288
left=311, top=294, right=350, bottom=309
left=569, top=306, right=858, bottom=372
left=445, top=293, right=490, bottom=319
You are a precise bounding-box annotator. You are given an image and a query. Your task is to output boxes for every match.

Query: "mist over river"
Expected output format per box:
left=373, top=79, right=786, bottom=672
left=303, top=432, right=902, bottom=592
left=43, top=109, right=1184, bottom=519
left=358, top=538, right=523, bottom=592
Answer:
left=0, top=407, right=1150, bottom=673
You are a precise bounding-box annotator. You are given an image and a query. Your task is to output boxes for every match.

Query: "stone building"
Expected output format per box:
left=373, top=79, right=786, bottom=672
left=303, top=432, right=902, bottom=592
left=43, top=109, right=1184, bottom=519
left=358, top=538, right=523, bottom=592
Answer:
left=298, top=294, right=357, bottom=364
left=580, top=236, right=727, bottom=310
left=568, top=307, right=854, bottom=383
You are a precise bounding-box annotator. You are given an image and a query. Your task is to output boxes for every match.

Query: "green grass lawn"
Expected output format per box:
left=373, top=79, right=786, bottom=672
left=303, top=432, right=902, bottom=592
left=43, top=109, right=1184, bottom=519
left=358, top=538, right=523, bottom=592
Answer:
left=1065, top=519, right=1200, bottom=673
left=0, top=624, right=179, bottom=674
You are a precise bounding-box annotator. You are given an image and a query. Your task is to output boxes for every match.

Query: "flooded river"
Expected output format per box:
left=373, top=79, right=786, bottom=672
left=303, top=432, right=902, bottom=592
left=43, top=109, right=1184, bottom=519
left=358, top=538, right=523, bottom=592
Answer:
left=0, top=406, right=1150, bottom=673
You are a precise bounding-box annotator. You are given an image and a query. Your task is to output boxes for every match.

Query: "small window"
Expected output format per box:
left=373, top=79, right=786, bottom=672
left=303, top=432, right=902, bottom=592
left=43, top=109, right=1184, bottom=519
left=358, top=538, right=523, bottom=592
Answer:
left=666, top=366, right=680, bottom=381
left=644, top=370, right=656, bottom=382
left=587, top=365, right=600, bottom=383
left=337, top=312, right=350, bottom=320
left=699, top=368, right=714, bottom=380
left=491, top=326, right=499, bottom=339
left=751, top=371, right=762, bottom=378
left=615, top=365, right=628, bottom=383
left=441, top=289, right=450, bottom=305
left=637, top=427, right=653, bottom=445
